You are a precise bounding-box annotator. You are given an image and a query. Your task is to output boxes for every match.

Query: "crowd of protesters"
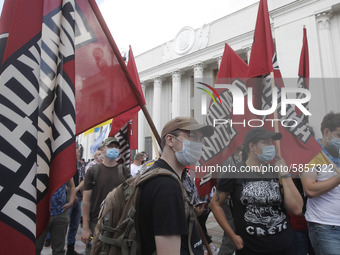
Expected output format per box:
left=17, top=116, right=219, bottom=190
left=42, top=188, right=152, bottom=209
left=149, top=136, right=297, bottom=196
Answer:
left=36, top=112, right=340, bottom=255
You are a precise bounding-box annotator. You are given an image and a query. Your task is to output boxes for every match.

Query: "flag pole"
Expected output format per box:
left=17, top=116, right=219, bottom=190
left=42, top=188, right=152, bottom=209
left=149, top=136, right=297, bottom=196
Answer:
left=149, top=126, right=160, bottom=158
left=270, top=71, right=281, bottom=156
left=88, top=0, right=162, bottom=149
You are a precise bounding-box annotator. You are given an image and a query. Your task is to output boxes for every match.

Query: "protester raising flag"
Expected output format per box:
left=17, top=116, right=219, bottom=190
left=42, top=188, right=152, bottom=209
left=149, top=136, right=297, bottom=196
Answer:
left=296, top=27, right=310, bottom=122
left=247, top=0, right=320, bottom=166
left=0, top=0, right=76, bottom=254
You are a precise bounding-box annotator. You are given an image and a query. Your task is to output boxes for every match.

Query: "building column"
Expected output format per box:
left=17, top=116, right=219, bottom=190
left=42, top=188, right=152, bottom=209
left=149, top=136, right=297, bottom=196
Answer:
left=217, top=56, right=222, bottom=69
left=316, top=11, right=336, bottom=77
left=153, top=76, right=162, bottom=131
left=138, top=82, right=146, bottom=151
left=245, top=46, right=252, bottom=64
left=152, top=77, right=162, bottom=157
left=315, top=11, right=339, bottom=113
left=171, top=70, right=182, bottom=118
left=193, top=62, right=206, bottom=123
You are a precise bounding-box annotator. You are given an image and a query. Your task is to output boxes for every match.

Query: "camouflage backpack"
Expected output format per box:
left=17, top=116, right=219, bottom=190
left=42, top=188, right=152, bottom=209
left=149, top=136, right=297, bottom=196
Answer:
left=91, top=167, right=195, bottom=255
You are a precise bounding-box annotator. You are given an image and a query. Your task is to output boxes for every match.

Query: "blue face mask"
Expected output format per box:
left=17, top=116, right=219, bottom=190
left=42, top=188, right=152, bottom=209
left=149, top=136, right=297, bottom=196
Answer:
left=173, top=138, right=203, bottom=166
left=328, top=135, right=340, bottom=151
left=257, top=145, right=276, bottom=162
left=106, top=148, right=119, bottom=160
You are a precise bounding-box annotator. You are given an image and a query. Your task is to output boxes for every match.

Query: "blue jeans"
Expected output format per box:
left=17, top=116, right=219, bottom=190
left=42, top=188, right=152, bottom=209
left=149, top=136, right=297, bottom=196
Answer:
left=67, top=197, right=82, bottom=245
left=292, top=230, right=315, bottom=255
left=308, top=222, right=340, bottom=255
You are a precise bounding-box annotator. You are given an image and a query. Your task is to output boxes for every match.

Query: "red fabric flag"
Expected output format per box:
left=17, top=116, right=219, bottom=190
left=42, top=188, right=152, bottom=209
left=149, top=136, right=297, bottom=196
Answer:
left=201, top=43, right=249, bottom=166
left=0, top=0, right=76, bottom=253
left=298, top=28, right=309, bottom=83
left=108, top=45, right=144, bottom=138
left=196, top=43, right=249, bottom=195
left=75, top=1, right=145, bottom=136
left=129, top=113, right=139, bottom=150
left=296, top=27, right=309, bottom=118
left=126, top=46, right=143, bottom=150
left=114, top=123, right=131, bottom=168
left=247, top=0, right=320, bottom=167
left=248, top=0, right=275, bottom=78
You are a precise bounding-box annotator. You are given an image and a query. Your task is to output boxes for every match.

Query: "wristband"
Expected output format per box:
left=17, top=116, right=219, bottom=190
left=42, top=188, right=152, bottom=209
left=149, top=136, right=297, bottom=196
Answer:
left=280, top=173, right=291, bottom=178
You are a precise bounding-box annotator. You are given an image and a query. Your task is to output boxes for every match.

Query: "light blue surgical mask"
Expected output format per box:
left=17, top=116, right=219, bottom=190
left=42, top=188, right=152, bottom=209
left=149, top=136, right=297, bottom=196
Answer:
left=173, top=138, right=203, bottom=166
left=328, top=135, right=340, bottom=150
left=106, top=148, right=119, bottom=160
left=257, top=145, right=276, bottom=162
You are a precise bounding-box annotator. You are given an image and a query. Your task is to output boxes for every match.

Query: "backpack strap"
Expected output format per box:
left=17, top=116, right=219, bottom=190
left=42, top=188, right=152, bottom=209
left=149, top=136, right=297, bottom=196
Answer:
left=118, top=164, right=132, bottom=202
left=92, top=163, right=99, bottom=186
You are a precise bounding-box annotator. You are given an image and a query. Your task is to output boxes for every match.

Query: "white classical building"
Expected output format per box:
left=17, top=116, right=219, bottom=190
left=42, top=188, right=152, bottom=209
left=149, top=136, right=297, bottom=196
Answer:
left=79, top=0, right=340, bottom=160
left=135, top=0, right=340, bottom=158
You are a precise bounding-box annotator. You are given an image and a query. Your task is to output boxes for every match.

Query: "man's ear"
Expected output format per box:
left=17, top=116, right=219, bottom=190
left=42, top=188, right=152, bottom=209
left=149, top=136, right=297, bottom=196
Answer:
left=248, top=142, right=256, bottom=152
left=166, top=134, right=174, bottom=147
left=323, top=128, right=331, bottom=138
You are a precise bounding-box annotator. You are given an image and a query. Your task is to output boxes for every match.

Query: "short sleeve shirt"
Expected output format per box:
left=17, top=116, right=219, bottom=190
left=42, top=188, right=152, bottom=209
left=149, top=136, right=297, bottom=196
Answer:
left=216, top=164, right=293, bottom=253
left=138, top=158, right=203, bottom=255
left=84, top=163, right=126, bottom=223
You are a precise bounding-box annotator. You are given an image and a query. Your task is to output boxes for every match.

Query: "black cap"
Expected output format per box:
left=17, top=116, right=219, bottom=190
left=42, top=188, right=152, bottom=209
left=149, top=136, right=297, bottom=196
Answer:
left=244, top=127, right=282, bottom=146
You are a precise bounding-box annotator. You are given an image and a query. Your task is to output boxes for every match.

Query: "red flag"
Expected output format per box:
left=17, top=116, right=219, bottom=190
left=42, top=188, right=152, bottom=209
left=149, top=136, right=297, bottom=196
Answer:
left=126, top=46, right=143, bottom=150
left=0, top=0, right=76, bottom=253
left=114, top=123, right=131, bottom=168
left=247, top=0, right=320, bottom=167
left=196, top=44, right=249, bottom=195
left=75, top=1, right=145, bottom=136
left=298, top=27, right=309, bottom=83
left=296, top=27, right=309, bottom=118
left=108, top=45, right=144, bottom=138
left=129, top=113, right=139, bottom=150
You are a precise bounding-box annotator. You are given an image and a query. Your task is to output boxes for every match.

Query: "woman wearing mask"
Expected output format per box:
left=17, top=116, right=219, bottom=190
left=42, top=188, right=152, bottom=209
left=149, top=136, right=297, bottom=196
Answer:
left=211, top=127, right=303, bottom=255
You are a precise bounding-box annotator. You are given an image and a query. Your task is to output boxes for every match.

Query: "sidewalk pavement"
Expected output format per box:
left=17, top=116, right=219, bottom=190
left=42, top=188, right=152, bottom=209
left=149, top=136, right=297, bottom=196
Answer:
left=42, top=212, right=224, bottom=255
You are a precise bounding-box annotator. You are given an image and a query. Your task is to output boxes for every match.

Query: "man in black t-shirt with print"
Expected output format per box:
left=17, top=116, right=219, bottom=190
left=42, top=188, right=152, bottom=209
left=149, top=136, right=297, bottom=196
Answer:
left=138, top=116, right=214, bottom=255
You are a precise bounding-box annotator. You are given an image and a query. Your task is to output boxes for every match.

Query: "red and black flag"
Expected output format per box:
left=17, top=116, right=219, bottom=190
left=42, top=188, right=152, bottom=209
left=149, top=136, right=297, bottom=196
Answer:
left=247, top=0, right=320, bottom=167
left=0, top=0, right=76, bottom=253
left=0, top=0, right=146, bottom=253
left=296, top=27, right=309, bottom=122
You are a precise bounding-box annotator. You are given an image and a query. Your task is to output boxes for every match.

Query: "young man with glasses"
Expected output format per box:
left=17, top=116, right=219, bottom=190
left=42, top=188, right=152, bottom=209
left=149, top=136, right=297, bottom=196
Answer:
left=138, top=116, right=214, bottom=255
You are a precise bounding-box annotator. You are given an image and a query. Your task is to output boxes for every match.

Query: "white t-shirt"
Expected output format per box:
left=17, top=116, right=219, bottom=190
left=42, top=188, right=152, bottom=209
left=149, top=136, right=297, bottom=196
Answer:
left=305, top=164, right=340, bottom=226
left=130, top=164, right=142, bottom=177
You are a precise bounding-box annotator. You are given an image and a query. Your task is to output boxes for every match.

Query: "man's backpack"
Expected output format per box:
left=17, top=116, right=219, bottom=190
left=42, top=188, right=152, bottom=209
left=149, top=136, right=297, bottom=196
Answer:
left=91, top=167, right=195, bottom=255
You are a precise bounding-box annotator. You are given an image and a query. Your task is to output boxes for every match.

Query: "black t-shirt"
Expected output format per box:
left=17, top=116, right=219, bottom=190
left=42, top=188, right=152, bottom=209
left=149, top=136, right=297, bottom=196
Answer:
left=216, top=163, right=293, bottom=253
left=138, top=158, right=203, bottom=255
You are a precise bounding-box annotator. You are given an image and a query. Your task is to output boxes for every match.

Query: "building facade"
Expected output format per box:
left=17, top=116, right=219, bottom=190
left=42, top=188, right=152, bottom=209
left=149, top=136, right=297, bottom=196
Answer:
left=136, top=0, right=340, bottom=157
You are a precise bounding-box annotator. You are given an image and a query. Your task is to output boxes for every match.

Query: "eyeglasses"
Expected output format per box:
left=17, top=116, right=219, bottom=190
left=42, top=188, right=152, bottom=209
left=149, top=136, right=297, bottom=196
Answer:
left=174, top=131, right=204, bottom=143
